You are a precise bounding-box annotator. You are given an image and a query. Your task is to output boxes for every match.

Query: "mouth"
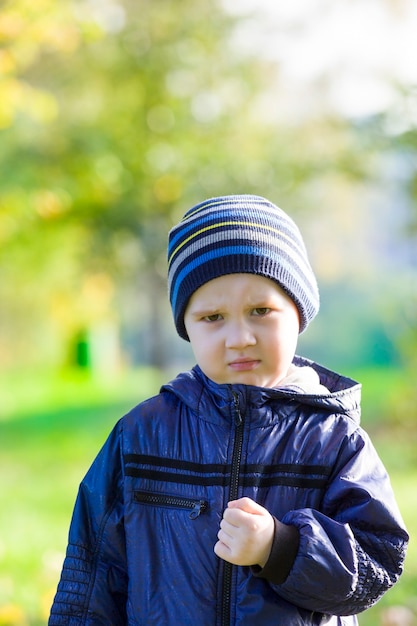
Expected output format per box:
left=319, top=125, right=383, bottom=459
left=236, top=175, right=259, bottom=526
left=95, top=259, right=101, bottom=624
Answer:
left=228, top=358, right=260, bottom=372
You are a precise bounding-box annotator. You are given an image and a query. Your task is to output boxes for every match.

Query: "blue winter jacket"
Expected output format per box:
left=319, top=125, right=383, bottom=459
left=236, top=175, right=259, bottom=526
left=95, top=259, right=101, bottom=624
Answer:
left=49, top=358, right=408, bottom=625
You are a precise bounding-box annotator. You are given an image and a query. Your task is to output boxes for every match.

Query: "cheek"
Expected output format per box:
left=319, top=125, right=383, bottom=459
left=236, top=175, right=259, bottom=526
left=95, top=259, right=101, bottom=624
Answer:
left=189, top=329, right=218, bottom=360
left=284, top=309, right=300, bottom=341
left=270, top=322, right=299, bottom=360
left=284, top=324, right=299, bottom=354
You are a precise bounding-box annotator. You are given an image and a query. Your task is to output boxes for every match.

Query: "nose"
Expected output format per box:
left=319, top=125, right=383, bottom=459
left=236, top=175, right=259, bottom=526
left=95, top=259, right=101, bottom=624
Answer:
left=225, top=319, right=256, bottom=349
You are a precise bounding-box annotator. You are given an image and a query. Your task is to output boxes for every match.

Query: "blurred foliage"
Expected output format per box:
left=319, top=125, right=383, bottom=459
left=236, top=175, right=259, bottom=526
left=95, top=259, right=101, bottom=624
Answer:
left=0, top=366, right=416, bottom=625
left=1, top=4, right=417, bottom=624
left=0, top=0, right=385, bottom=371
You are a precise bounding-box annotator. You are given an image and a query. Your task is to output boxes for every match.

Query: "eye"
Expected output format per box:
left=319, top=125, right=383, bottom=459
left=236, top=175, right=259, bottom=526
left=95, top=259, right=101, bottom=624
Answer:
left=252, top=307, right=270, bottom=316
left=203, top=313, right=223, bottom=322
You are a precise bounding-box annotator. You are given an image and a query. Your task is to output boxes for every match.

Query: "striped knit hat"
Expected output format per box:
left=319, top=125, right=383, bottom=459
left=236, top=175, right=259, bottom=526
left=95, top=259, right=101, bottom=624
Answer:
left=167, top=195, right=319, bottom=340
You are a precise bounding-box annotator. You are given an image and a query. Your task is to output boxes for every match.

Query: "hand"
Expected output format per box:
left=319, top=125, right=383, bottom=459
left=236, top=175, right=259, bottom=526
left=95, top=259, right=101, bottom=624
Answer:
left=214, top=497, right=274, bottom=567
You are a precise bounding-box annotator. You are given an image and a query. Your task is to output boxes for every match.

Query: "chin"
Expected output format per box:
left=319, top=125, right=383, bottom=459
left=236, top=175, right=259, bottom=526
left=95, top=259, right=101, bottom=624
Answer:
left=229, top=374, right=265, bottom=387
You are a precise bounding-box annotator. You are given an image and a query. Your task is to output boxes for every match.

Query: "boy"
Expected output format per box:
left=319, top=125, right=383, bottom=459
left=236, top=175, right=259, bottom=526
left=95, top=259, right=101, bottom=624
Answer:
left=49, top=195, right=408, bottom=625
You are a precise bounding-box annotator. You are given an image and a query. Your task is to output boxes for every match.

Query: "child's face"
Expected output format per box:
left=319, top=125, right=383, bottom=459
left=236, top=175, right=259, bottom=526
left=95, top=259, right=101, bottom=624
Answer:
left=184, top=273, right=300, bottom=388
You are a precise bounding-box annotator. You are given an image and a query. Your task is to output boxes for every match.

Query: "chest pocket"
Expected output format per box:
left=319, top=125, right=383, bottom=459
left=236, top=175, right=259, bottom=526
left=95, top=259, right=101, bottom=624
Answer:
left=133, top=489, right=209, bottom=519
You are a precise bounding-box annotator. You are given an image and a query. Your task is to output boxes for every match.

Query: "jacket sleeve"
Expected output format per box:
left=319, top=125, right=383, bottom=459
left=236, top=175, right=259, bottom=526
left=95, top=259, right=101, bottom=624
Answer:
left=255, top=427, right=409, bottom=616
left=49, top=420, right=127, bottom=625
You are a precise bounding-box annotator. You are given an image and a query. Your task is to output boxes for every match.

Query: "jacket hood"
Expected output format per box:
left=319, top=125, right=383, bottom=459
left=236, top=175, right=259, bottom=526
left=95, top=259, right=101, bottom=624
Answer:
left=161, top=356, right=362, bottom=426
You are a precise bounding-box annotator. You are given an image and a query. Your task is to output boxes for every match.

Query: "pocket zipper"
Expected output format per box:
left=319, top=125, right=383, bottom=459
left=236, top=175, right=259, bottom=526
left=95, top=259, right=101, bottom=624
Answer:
left=134, top=491, right=208, bottom=519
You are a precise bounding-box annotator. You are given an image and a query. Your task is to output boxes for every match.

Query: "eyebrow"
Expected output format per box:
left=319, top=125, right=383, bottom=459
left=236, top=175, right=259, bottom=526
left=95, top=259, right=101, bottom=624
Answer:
left=188, top=297, right=275, bottom=317
left=188, top=306, right=221, bottom=318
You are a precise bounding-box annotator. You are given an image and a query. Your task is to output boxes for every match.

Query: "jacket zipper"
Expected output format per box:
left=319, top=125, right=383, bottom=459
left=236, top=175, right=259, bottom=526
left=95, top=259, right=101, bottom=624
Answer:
left=134, top=491, right=208, bottom=519
left=221, top=390, right=244, bottom=626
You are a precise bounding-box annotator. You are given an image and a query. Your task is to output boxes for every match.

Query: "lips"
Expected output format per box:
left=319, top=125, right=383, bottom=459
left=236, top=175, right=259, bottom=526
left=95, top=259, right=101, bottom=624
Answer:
left=228, top=358, right=260, bottom=371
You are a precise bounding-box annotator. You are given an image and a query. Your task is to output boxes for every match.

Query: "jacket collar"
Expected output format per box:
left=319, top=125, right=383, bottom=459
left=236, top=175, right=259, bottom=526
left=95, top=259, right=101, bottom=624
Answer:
left=161, top=358, right=362, bottom=426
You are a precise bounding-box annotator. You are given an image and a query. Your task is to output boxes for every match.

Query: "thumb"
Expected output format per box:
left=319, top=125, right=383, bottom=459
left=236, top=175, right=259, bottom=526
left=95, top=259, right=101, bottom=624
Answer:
left=227, top=497, right=266, bottom=516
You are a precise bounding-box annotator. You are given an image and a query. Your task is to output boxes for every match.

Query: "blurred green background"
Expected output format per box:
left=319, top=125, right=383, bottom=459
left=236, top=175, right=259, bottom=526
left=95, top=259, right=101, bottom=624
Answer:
left=0, top=0, right=416, bottom=624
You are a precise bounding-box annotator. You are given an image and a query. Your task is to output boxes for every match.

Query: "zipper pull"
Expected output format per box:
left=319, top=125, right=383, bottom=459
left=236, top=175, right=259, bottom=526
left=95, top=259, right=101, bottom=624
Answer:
left=189, top=500, right=208, bottom=519
left=232, top=391, right=243, bottom=427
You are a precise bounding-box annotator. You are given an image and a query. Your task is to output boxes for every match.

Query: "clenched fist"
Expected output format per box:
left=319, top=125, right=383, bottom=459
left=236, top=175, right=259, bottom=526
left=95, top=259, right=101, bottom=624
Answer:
left=214, top=497, right=274, bottom=567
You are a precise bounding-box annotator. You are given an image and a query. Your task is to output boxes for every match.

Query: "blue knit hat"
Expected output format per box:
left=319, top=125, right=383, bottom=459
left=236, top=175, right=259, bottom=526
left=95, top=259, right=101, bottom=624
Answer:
left=167, top=195, right=319, bottom=340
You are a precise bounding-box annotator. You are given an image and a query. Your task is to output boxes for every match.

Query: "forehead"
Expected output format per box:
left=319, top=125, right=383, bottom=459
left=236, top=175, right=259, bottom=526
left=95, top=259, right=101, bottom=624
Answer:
left=188, top=273, right=288, bottom=306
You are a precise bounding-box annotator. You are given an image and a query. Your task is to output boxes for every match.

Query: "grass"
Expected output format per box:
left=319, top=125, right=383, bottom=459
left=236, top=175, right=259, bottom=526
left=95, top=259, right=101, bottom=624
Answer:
left=0, top=365, right=416, bottom=625
left=0, top=366, right=166, bottom=625
left=359, top=446, right=417, bottom=625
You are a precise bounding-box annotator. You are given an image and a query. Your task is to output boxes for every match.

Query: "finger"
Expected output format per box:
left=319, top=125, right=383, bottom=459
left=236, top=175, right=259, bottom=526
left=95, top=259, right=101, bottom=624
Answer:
left=219, top=516, right=238, bottom=534
left=222, top=506, right=248, bottom=527
left=217, top=525, right=233, bottom=545
left=214, top=539, right=231, bottom=561
left=228, top=497, right=266, bottom=516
